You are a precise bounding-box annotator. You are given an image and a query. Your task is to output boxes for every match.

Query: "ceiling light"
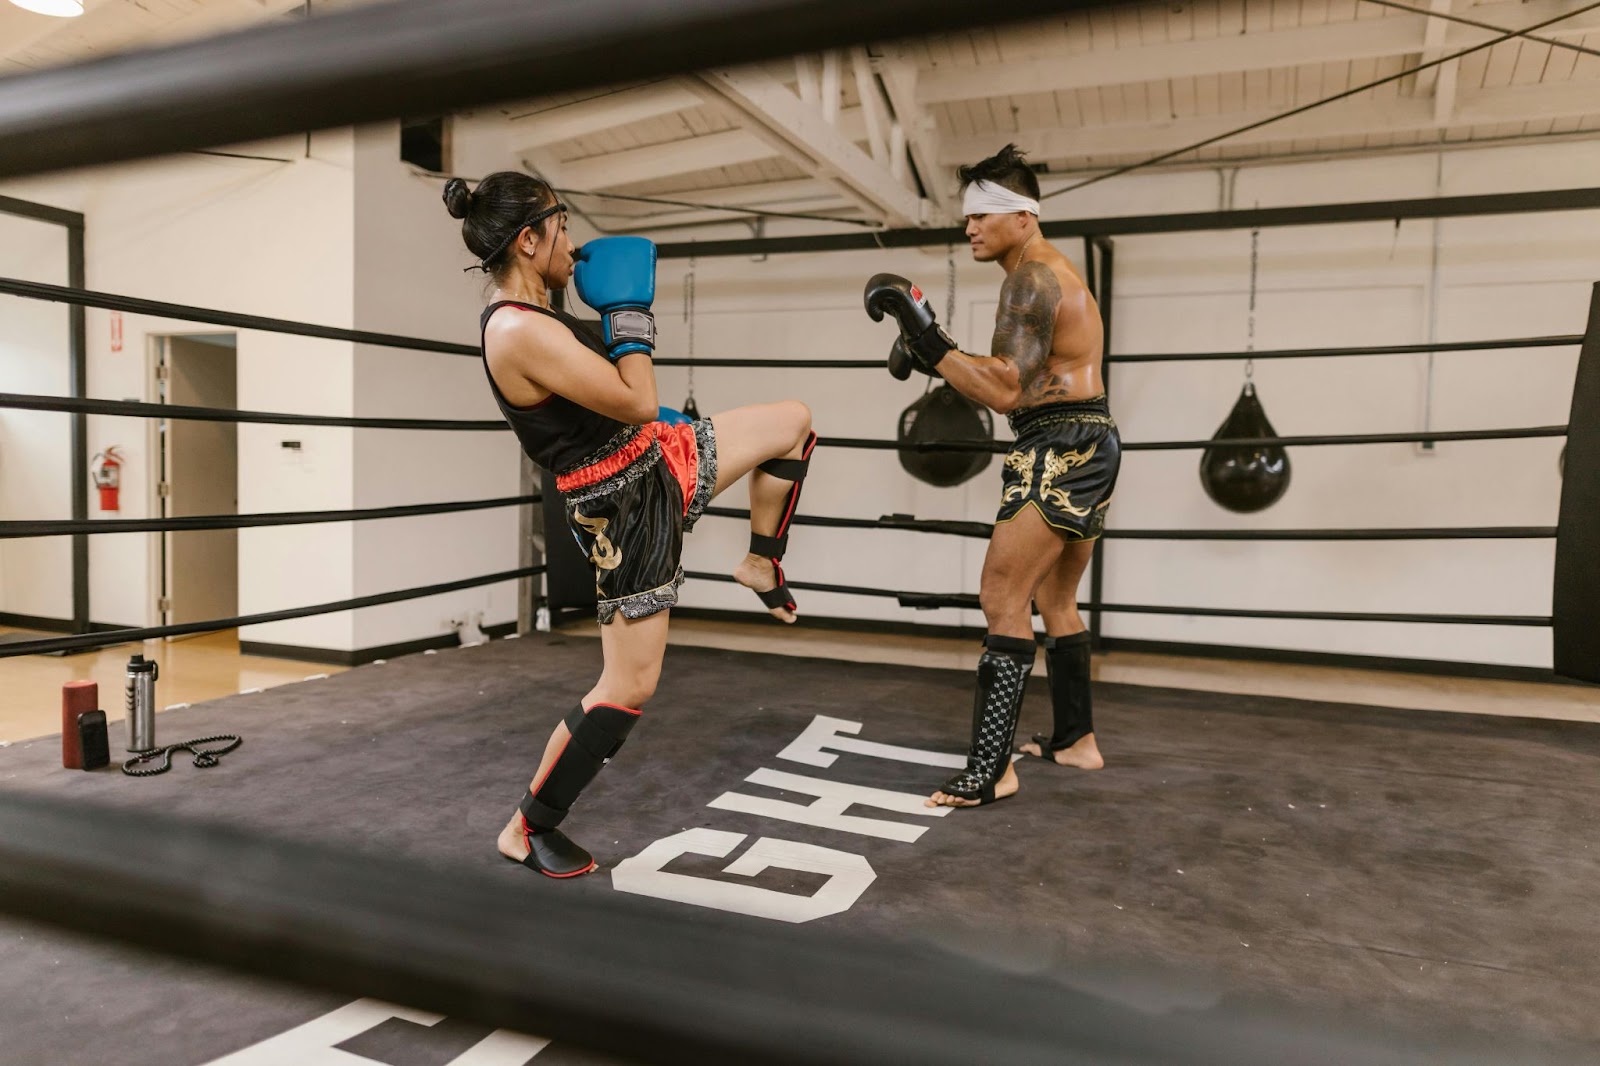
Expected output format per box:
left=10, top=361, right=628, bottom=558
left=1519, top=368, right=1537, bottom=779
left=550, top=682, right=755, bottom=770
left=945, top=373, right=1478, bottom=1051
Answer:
left=8, top=0, right=85, bottom=16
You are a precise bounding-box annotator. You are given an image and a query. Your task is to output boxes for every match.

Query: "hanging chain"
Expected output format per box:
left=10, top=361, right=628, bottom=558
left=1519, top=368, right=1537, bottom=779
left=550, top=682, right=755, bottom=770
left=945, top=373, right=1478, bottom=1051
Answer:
left=683, top=255, right=696, bottom=400
left=1244, top=227, right=1260, bottom=384
left=945, top=244, right=957, bottom=328
left=930, top=246, right=956, bottom=395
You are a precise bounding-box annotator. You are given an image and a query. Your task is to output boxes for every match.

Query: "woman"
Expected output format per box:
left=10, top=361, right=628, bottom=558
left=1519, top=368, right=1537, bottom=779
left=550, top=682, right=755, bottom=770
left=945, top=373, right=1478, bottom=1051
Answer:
left=444, top=173, right=815, bottom=879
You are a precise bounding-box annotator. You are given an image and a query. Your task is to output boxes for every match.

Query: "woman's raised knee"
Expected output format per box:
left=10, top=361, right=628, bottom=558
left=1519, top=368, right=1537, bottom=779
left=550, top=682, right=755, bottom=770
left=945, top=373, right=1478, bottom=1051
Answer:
left=783, top=400, right=813, bottom=440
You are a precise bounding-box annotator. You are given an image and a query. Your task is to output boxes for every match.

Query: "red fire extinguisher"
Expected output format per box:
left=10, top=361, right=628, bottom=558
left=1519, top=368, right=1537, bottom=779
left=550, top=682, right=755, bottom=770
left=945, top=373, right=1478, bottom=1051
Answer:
left=91, top=447, right=124, bottom=512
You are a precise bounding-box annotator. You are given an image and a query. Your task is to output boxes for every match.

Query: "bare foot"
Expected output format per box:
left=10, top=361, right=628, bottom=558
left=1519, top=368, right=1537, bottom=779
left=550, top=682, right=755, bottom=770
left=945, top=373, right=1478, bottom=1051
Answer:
left=497, top=811, right=530, bottom=863
left=1018, top=732, right=1105, bottom=770
left=925, top=762, right=1020, bottom=808
left=733, top=552, right=797, bottom=624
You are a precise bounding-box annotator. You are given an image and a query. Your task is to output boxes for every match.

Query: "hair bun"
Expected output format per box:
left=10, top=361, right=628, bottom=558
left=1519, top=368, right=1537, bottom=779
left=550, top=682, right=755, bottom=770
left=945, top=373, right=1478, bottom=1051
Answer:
left=442, top=177, right=474, bottom=220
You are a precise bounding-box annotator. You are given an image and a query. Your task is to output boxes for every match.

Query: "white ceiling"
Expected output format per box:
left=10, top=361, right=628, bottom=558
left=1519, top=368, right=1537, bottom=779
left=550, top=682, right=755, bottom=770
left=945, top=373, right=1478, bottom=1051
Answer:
left=5, top=0, right=1599, bottom=230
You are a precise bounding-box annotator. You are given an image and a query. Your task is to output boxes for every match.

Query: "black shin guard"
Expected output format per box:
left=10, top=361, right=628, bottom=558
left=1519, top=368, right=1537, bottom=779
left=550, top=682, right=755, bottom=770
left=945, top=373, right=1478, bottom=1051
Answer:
left=1037, top=631, right=1093, bottom=752
left=939, top=634, right=1036, bottom=804
left=749, top=431, right=817, bottom=613
left=516, top=702, right=640, bottom=877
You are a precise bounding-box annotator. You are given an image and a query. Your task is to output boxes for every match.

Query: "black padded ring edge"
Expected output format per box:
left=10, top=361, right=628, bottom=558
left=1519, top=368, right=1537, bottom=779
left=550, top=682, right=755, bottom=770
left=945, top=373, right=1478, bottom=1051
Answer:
left=1553, top=283, right=1600, bottom=683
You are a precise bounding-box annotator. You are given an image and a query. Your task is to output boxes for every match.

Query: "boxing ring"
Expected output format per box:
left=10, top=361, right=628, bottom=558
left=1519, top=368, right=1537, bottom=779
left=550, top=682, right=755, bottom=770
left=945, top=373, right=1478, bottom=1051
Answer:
left=2, top=0, right=1600, bottom=1062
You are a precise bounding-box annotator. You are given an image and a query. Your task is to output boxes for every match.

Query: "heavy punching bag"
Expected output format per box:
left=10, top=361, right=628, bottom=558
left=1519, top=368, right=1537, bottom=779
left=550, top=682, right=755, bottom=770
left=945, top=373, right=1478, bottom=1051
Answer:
left=898, top=383, right=994, bottom=488
left=1200, top=381, right=1291, bottom=513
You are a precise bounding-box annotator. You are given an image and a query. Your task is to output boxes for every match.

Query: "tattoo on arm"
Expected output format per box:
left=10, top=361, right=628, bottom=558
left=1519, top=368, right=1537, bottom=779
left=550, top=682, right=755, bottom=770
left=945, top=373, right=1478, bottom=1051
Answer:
left=991, top=262, right=1061, bottom=398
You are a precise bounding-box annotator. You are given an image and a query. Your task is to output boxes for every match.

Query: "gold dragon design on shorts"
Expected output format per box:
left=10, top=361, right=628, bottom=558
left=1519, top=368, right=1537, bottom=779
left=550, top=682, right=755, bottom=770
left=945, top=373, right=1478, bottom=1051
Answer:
left=1039, top=445, right=1096, bottom=517
left=1001, top=448, right=1036, bottom=504
left=572, top=509, right=622, bottom=571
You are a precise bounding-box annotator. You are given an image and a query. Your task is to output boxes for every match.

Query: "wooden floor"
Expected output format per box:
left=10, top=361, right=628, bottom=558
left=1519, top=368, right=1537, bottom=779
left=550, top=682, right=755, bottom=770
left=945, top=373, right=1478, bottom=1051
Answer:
left=4, top=619, right=1598, bottom=747
left=0, top=629, right=346, bottom=746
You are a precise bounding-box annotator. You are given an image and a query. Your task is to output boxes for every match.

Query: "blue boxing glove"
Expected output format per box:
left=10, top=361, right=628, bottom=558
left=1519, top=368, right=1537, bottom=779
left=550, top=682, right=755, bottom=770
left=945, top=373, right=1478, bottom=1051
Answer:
left=572, top=236, right=657, bottom=359
left=657, top=406, right=692, bottom=425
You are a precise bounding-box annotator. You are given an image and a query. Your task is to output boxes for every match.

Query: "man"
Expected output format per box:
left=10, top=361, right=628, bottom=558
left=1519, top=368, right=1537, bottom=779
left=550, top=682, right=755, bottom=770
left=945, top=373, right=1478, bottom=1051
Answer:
left=863, top=144, right=1120, bottom=809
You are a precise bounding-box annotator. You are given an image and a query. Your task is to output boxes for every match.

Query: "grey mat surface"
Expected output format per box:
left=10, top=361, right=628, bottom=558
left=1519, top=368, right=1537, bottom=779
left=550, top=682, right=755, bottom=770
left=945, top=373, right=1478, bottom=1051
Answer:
left=2, top=632, right=1598, bottom=1064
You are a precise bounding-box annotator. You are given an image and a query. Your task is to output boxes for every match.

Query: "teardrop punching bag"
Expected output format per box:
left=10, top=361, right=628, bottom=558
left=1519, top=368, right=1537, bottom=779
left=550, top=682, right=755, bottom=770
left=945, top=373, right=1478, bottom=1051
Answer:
left=1200, top=382, right=1291, bottom=513
left=898, top=384, right=994, bottom=488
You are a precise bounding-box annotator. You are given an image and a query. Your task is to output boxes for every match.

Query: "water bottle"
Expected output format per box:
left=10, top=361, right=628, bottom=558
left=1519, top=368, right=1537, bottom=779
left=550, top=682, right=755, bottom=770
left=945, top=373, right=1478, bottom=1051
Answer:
left=125, top=654, right=158, bottom=753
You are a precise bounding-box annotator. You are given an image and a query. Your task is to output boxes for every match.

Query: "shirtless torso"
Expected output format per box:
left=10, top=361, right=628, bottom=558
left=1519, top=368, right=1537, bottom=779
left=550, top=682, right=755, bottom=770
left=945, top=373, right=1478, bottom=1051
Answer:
left=997, top=246, right=1105, bottom=409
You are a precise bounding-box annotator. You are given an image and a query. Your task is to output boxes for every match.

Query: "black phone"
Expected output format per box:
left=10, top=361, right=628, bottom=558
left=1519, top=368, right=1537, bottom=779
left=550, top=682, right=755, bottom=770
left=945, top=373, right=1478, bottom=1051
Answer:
left=77, top=710, right=109, bottom=771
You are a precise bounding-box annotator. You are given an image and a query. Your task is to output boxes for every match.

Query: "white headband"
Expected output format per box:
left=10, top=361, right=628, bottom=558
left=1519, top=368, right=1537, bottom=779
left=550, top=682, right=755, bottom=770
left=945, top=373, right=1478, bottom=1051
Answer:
left=962, top=179, right=1040, bottom=217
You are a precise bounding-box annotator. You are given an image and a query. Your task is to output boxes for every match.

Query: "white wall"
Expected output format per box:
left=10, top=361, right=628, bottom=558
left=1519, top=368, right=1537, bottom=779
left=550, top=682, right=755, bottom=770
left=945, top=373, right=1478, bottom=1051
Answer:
left=3, top=125, right=1592, bottom=669
left=0, top=115, right=531, bottom=656
left=350, top=120, right=524, bottom=650
left=0, top=131, right=357, bottom=642
left=0, top=212, right=72, bottom=620
left=648, top=139, right=1600, bottom=669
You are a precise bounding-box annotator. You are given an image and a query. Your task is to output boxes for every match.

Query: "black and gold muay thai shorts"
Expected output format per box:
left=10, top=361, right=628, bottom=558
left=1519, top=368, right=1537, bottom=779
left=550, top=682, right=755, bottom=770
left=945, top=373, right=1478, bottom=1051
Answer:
left=556, top=419, right=718, bottom=624
left=996, top=396, right=1121, bottom=539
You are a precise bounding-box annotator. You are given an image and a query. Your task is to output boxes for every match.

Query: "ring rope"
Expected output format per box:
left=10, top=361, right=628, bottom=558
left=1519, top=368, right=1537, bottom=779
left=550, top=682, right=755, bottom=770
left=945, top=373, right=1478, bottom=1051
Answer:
left=0, top=495, right=538, bottom=539
left=699, top=507, right=1556, bottom=542
left=1, top=393, right=1562, bottom=449
left=682, top=572, right=1548, bottom=627
left=0, top=392, right=508, bottom=432
left=0, top=276, right=1581, bottom=371
left=0, top=565, right=545, bottom=659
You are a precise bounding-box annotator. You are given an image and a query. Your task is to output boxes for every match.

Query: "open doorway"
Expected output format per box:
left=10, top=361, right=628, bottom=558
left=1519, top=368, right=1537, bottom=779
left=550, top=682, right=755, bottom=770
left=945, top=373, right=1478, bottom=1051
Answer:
left=152, top=334, right=238, bottom=638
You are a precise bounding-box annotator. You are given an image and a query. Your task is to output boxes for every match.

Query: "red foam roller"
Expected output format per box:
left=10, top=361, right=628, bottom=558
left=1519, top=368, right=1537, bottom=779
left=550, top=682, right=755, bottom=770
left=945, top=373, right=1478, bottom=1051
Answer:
left=61, top=680, right=97, bottom=770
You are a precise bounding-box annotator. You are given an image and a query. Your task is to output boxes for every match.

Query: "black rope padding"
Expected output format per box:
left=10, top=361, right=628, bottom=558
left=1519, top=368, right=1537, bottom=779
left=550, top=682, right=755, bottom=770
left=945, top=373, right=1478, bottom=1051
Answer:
left=3, top=275, right=1576, bottom=373
left=699, top=506, right=1553, bottom=542
left=896, top=592, right=1548, bottom=627
left=1122, top=426, right=1569, bottom=450
left=684, top=571, right=1545, bottom=626
left=0, top=392, right=507, bottom=431
left=685, top=570, right=903, bottom=600
left=0, top=495, right=539, bottom=539
left=1104, top=526, right=1557, bottom=541
left=656, top=335, right=1583, bottom=369
left=0, top=277, right=477, bottom=357
left=22, top=396, right=1554, bottom=446
left=655, top=357, right=881, bottom=368
left=0, top=565, right=544, bottom=658
left=817, top=425, right=1567, bottom=454
left=1105, top=335, right=1583, bottom=363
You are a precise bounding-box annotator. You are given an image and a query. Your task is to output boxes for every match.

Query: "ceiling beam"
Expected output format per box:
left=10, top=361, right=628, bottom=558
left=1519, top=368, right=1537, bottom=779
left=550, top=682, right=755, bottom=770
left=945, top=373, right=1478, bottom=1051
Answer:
left=939, top=80, right=1600, bottom=164
left=871, top=49, right=950, bottom=213
left=555, top=128, right=775, bottom=189
left=1412, top=0, right=1454, bottom=96
left=696, top=64, right=926, bottom=226
left=640, top=177, right=844, bottom=206
left=1415, top=0, right=1462, bottom=126
left=848, top=47, right=889, bottom=164
left=584, top=197, right=861, bottom=230
left=1, top=0, right=304, bottom=68
left=916, top=0, right=1600, bottom=104
left=507, top=82, right=704, bottom=150
left=819, top=51, right=841, bottom=125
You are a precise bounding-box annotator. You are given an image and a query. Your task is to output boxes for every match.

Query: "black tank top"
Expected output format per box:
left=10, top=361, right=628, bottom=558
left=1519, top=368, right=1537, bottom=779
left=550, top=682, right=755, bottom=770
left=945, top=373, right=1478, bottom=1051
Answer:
left=478, top=300, right=635, bottom=473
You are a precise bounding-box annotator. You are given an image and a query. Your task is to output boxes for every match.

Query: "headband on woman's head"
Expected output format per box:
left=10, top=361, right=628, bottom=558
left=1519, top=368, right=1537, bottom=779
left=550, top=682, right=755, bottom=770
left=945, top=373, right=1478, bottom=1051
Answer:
left=466, top=200, right=568, bottom=274
left=961, top=179, right=1040, bottom=218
